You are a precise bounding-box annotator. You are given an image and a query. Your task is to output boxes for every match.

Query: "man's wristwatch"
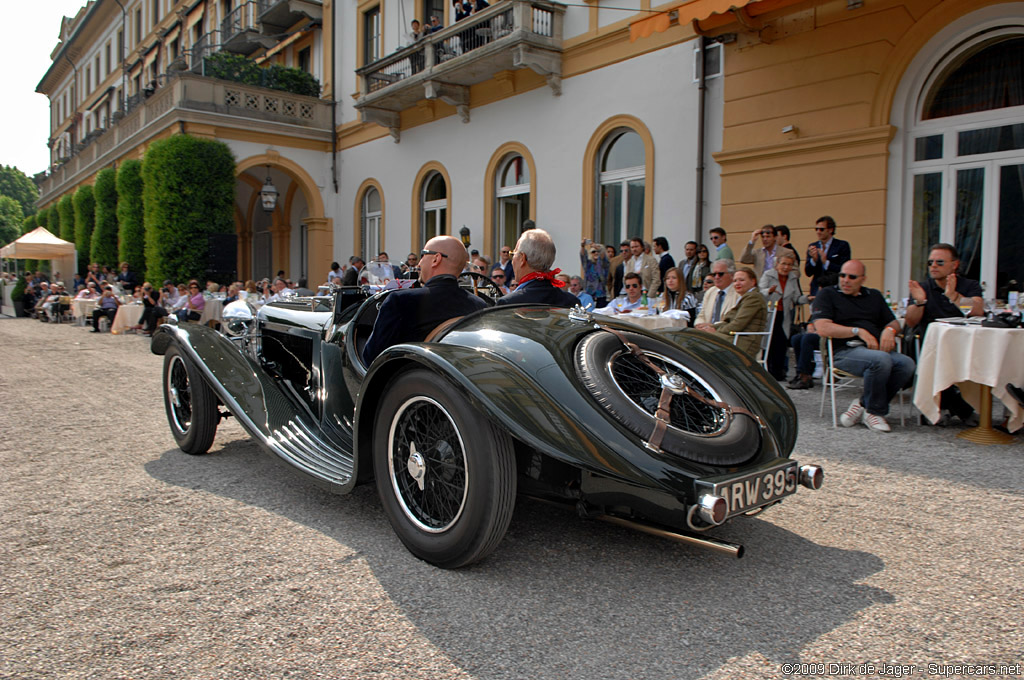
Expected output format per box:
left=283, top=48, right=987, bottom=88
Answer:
left=851, top=327, right=860, bottom=338
left=912, top=299, right=927, bottom=306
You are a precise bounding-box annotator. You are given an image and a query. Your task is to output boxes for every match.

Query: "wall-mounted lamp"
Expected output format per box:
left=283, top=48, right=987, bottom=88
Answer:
left=459, top=225, right=471, bottom=247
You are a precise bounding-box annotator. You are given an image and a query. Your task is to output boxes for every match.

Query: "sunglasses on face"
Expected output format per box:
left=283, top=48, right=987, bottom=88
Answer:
left=625, top=283, right=640, bottom=289
left=711, top=272, right=728, bottom=277
left=760, top=231, right=773, bottom=236
left=421, top=249, right=449, bottom=258
left=927, top=259, right=946, bottom=266
left=838, top=273, right=860, bottom=279
left=814, top=227, right=828, bottom=232
left=492, top=274, right=505, bottom=279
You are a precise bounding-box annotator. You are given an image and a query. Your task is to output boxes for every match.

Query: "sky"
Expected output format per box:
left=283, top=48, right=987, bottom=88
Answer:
left=1, top=1, right=92, bottom=177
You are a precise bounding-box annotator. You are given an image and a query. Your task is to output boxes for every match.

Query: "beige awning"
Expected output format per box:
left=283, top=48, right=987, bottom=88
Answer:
left=1, top=227, right=76, bottom=259
left=629, top=0, right=769, bottom=41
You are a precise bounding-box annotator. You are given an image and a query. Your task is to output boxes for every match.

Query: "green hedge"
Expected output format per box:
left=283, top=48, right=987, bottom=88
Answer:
left=143, top=135, right=235, bottom=285
left=23, top=210, right=41, bottom=271
left=204, top=52, right=321, bottom=98
left=91, top=168, right=119, bottom=268
left=58, top=194, right=75, bottom=243
left=117, top=160, right=145, bottom=281
left=73, top=185, right=96, bottom=275
left=0, top=195, right=22, bottom=248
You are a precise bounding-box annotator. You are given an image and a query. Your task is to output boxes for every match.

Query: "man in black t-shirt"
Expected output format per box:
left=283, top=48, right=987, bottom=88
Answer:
left=904, top=243, right=984, bottom=425
left=812, top=260, right=915, bottom=432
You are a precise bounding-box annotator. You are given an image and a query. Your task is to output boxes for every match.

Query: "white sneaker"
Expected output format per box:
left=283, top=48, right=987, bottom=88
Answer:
left=862, top=411, right=891, bottom=433
left=839, top=399, right=865, bottom=427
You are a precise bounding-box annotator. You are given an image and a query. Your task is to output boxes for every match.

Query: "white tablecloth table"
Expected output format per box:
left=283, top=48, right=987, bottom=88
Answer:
left=110, top=304, right=144, bottom=334
left=912, top=323, right=1024, bottom=441
left=614, top=312, right=688, bottom=331
left=71, top=298, right=97, bottom=325
left=199, top=298, right=224, bottom=326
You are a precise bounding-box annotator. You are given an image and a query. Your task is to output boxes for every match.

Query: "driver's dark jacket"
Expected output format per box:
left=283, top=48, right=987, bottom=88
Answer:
left=362, top=274, right=486, bottom=364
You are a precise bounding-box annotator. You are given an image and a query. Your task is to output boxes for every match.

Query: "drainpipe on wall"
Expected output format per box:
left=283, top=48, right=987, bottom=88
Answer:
left=694, top=36, right=707, bottom=242
left=331, top=4, right=338, bottom=194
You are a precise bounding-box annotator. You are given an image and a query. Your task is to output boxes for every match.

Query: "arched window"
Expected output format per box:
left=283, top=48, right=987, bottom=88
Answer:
left=495, top=154, right=530, bottom=258
left=361, top=186, right=382, bottom=261
left=906, top=32, right=1024, bottom=292
left=422, top=171, right=447, bottom=241
left=597, top=130, right=645, bottom=247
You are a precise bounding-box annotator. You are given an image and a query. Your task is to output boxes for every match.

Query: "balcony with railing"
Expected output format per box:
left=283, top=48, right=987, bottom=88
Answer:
left=222, top=1, right=279, bottom=54
left=354, top=0, right=564, bottom=140
left=257, top=0, right=323, bottom=35
left=36, top=71, right=332, bottom=203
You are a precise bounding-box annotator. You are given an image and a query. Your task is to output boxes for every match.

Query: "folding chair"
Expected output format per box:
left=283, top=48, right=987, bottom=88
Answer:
left=731, top=303, right=777, bottom=371
left=819, top=336, right=905, bottom=427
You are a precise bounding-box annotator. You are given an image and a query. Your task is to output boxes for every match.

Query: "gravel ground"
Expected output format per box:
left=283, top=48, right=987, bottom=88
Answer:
left=1, top=317, right=1022, bottom=680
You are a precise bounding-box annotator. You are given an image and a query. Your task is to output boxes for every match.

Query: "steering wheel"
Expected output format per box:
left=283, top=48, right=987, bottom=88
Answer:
left=458, top=271, right=504, bottom=304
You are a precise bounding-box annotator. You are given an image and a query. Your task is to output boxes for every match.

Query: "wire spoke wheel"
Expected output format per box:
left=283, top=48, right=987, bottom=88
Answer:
left=161, top=346, right=219, bottom=455
left=167, top=355, right=194, bottom=434
left=389, top=397, right=468, bottom=532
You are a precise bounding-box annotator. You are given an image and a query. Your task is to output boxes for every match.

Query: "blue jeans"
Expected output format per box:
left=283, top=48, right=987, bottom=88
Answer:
left=791, top=332, right=820, bottom=376
left=833, top=345, right=916, bottom=416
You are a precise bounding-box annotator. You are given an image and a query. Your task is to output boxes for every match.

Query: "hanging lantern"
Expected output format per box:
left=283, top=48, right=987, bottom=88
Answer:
left=260, top=166, right=278, bottom=212
left=459, top=225, right=471, bottom=247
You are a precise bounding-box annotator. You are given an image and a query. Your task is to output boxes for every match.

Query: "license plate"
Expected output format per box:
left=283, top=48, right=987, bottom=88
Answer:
left=700, top=462, right=799, bottom=517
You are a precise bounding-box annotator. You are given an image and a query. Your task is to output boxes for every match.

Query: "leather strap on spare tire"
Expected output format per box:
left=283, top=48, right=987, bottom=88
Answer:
left=596, top=324, right=761, bottom=453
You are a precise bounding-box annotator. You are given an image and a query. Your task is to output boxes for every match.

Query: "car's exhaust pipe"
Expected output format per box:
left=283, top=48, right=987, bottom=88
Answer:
left=598, top=514, right=744, bottom=559
left=799, top=465, right=824, bottom=490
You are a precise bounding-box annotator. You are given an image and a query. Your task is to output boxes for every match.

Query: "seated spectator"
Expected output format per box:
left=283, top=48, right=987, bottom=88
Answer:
left=32, top=282, right=51, bottom=318
left=579, top=241, right=609, bottom=308
left=812, top=260, right=915, bottom=433
left=759, top=251, right=809, bottom=382
left=787, top=320, right=821, bottom=390
left=378, top=252, right=403, bottom=279
left=660, top=267, right=698, bottom=325
left=567, top=275, right=595, bottom=311
left=496, top=228, right=578, bottom=307
left=175, top=281, right=205, bottom=322
left=595, top=272, right=645, bottom=315
left=489, top=267, right=511, bottom=295
left=403, top=252, right=420, bottom=274
left=266, top=278, right=294, bottom=303
left=39, top=283, right=69, bottom=322
left=133, top=282, right=167, bottom=335
left=695, top=260, right=738, bottom=326
left=904, top=243, right=984, bottom=425
left=72, top=272, right=85, bottom=292
left=696, top=266, right=767, bottom=358
left=92, top=286, right=121, bottom=332
left=75, top=282, right=100, bottom=299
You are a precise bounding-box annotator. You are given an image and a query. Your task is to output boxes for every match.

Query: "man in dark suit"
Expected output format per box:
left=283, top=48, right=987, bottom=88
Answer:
left=362, top=236, right=485, bottom=364
left=497, top=228, right=578, bottom=308
left=653, top=236, right=675, bottom=294
left=804, top=215, right=851, bottom=296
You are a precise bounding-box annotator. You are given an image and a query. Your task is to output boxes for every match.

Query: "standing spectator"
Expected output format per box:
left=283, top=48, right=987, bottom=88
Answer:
left=342, top=256, right=365, bottom=286
left=812, top=260, right=915, bottom=432
left=688, top=244, right=712, bottom=294
left=116, top=262, right=138, bottom=293
left=133, top=282, right=167, bottom=336
left=740, top=225, right=778, bottom=279
left=695, top=259, right=738, bottom=326
left=579, top=240, right=609, bottom=308
left=497, top=246, right=515, bottom=283
left=91, top=286, right=121, bottom=332
left=607, top=240, right=630, bottom=299
left=378, top=252, right=403, bottom=279
left=428, top=15, right=443, bottom=32
left=402, top=252, right=420, bottom=277
left=652, top=236, right=675, bottom=293
left=327, top=262, right=343, bottom=285
left=708, top=227, right=734, bottom=262
left=904, top=243, right=984, bottom=425
left=774, top=225, right=800, bottom=267
left=452, top=0, right=471, bottom=22
left=489, top=267, right=511, bottom=295
left=85, top=263, right=104, bottom=289
left=805, top=215, right=851, bottom=297
left=679, top=241, right=699, bottom=282
left=624, top=237, right=660, bottom=295
left=759, top=251, right=808, bottom=382
left=72, top=271, right=85, bottom=292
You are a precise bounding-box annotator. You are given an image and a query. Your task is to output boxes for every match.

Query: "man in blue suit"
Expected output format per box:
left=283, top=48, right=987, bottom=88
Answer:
left=804, top=215, right=851, bottom=296
left=362, top=235, right=486, bottom=364
left=496, top=228, right=579, bottom=308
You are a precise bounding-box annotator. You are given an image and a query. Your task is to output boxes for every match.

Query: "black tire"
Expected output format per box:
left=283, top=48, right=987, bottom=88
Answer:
left=576, top=331, right=761, bottom=465
left=162, top=345, right=219, bottom=455
left=373, top=369, right=516, bottom=568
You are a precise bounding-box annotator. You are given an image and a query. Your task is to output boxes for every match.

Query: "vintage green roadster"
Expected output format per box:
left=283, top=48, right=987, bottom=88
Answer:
left=152, top=278, right=822, bottom=568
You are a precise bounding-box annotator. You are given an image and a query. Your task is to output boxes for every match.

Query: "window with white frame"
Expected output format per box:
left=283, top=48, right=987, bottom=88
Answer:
left=906, top=33, right=1024, bottom=297
left=495, top=154, right=531, bottom=261
left=361, top=186, right=383, bottom=261
left=422, top=172, right=447, bottom=241
left=596, top=130, right=645, bottom=246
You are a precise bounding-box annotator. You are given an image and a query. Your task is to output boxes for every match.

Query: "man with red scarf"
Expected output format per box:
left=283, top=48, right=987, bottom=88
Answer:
left=497, top=228, right=578, bottom=308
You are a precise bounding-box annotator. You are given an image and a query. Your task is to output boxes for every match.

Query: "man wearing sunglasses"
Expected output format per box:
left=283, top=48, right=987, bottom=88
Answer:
left=804, top=215, right=851, bottom=296
left=362, top=235, right=485, bottom=364
left=694, top=259, right=739, bottom=326
left=812, top=260, right=915, bottom=432
left=596, top=272, right=645, bottom=315
left=903, top=243, right=984, bottom=425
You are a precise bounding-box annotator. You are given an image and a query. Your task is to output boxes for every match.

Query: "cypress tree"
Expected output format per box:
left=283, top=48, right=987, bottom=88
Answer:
left=73, top=185, right=96, bottom=276
left=117, top=160, right=145, bottom=281
left=91, top=168, right=119, bottom=268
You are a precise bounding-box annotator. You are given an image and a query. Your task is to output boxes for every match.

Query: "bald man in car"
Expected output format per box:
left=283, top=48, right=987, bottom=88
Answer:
left=362, top=235, right=486, bottom=364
